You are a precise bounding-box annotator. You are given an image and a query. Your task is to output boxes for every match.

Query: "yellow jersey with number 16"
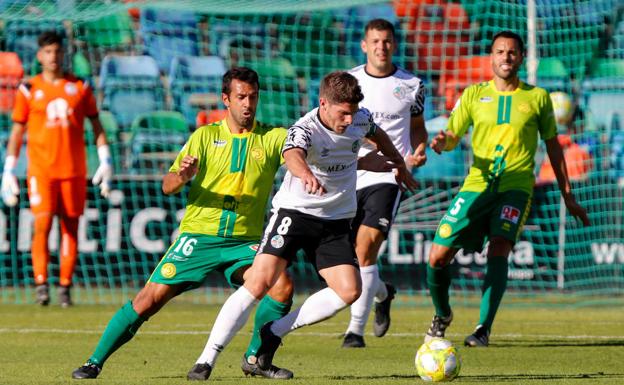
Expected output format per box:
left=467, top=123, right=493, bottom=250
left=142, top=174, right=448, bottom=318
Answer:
left=169, top=119, right=287, bottom=240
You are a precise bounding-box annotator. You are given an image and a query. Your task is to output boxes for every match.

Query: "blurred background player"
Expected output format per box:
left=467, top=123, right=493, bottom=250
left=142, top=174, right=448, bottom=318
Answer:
left=0, top=31, right=112, bottom=307
left=538, top=91, right=593, bottom=183
left=425, top=31, right=590, bottom=347
left=342, top=18, right=428, bottom=348
left=186, top=71, right=417, bottom=380
left=72, top=67, right=295, bottom=380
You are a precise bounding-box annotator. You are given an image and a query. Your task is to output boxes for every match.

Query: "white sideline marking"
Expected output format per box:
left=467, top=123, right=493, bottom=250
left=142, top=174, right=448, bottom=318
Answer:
left=0, top=328, right=622, bottom=340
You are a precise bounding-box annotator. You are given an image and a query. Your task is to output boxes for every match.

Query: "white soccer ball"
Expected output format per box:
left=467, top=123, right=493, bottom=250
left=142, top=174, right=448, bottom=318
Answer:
left=415, top=338, right=461, bottom=382
left=550, top=91, right=573, bottom=126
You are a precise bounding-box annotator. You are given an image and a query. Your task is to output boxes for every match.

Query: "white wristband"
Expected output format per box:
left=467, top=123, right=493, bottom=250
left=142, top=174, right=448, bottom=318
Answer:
left=97, top=145, right=112, bottom=164
left=3, top=155, right=16, bottom=173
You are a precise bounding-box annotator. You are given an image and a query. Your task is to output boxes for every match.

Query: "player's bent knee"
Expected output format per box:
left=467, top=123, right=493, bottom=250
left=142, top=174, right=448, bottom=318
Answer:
left=267, top=272, right=294, bottom=303
left=428, top=244, right=455, bottom=268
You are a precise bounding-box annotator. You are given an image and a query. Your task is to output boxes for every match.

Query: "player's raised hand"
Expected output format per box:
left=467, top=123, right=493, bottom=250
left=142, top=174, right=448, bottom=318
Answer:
left=405, top=148, right=427, bottom=170
left=357, top=151, right=394, bottom=172
left=430, top=130, right=447, bottom=154
left=177, top=155, right=199, bottom=182
left=564, top=195, right=590, bottom=226
left=300, top=171, right=325, bottom=195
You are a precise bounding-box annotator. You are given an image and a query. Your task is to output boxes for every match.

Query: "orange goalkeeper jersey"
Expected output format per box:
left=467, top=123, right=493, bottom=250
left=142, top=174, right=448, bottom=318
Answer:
left=12, top=73, right=98, bottom=179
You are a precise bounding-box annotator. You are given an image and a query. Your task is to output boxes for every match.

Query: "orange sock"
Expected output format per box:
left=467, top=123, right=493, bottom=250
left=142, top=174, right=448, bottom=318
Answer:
left=32, top=213, right=53, bottom=285
left=59, top=216, right=79, bottom=287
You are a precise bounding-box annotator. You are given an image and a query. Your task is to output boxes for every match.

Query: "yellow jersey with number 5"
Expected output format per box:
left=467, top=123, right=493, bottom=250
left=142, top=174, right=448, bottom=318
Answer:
left=447, top=80, right=557, bottom=194
left=169, top=119, right=287, bottom=240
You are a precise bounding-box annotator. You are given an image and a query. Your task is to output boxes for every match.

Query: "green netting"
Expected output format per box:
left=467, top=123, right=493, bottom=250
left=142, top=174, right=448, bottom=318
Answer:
left=1, top=0, right=623, bottom=305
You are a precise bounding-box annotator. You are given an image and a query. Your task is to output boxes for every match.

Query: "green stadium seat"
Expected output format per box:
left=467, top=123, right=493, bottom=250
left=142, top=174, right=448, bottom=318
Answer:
left=74, top=12, right=134, bottom=48
left=84, top=111, right=121, bottom=176
left=582, top=58, right=624, bottom=90
left=129, top=111, right=189, bottom=174
left=536, top=57, right=570, bottom=92
left=243, top=58, right=301, bottom=127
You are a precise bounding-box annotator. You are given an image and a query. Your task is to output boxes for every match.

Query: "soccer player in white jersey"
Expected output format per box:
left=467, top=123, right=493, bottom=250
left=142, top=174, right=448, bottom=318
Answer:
left=187, top=71, right=417, bottom=379
left=342, top=18, right=428, bottom=348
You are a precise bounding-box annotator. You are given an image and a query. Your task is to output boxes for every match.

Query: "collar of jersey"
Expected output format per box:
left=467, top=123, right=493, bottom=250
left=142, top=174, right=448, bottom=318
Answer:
left=221, top=117, right=256, bottom=137
left=315, top=108, right=339, bottom=134
left=363, top=64, right=398, bottom=79
left=488, top=79, right=524, bottom=95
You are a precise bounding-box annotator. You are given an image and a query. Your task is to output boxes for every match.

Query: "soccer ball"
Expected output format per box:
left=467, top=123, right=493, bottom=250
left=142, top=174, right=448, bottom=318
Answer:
left=550, top=91, right=574, bottom=126
left=415, top=338, right=461, bottom=382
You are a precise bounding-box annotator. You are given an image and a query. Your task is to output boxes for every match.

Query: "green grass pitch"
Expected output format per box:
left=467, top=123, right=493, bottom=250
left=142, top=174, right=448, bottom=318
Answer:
left=1, top=300, right=623, bottom=385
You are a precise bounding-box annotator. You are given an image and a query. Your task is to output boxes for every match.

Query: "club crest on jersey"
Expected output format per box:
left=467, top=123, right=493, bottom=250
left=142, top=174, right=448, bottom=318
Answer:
left=500, top=205, right=520, bottom=224
left=161, top=263, right=176, bottom=279
left=438, top=223, right=452, bottom=238
left=271, top=235, right=284, bottom=249
left=320, top=147, right=329, bottom=157
left=64, top=82, right=77, bottom=95
left=213, top=139, right=227, bottom=147
left=393, top=86, right=407, bottom=100
left=249, top=244, right=259, bottom=252
left=251, top=147, right=264, bottom=160
left=517, top=102, right=531, bottom=114
left=351, top=140, right=359, bottom=153
left=479, top=96, right=492, bottom=103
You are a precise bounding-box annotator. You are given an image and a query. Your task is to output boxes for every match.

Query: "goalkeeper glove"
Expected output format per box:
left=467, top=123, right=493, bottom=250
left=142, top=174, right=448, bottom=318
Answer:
left=1, top=155, right=19, bottom=207
left=92, top=145, right=113, bottom=198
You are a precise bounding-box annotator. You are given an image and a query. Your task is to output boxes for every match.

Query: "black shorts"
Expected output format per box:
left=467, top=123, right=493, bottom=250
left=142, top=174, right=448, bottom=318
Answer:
left=258, top=208, right=359, bottom=271
left=351, top=183, right=402, bottom=238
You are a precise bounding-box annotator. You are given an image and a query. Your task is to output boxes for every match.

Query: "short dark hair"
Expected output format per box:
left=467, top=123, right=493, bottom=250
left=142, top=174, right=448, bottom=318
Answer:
left=222, top=67, right=260, bottom=95
left=320, top=71, right=364, bottom=104
left=364, top=18, right=395, bottom=39
left=490, top=30, right=525, bottom=54
left=38, top=31, right=63, bottom=48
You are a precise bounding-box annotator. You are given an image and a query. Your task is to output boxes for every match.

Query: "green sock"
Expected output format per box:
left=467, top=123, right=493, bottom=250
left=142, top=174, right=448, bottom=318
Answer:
left=427, top=264, right=452, bottom=317
left=89, top=301, right=146, bottom=367
left=245, top=295, right=291, bottom=358
left=478, top=257, right=509, bottom=331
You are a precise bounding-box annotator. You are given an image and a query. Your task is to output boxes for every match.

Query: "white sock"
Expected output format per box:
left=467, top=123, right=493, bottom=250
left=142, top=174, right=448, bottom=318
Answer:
left=346, top=265, right=380, bottom=336
left=271, top=287, right=347, bottom=338
left=195, top=286, right=258, bottom=366
left=374, top=274, right=388, bottom=303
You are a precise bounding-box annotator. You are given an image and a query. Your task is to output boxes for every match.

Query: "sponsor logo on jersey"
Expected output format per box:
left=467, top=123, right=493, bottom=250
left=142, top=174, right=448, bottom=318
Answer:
left=249, top=244, right=259, bottom=251
left=34, top=89, right=44, bottom=100
left=442, top=215, right=458, bottom=223
left=379, top=217, right=389, bottom=227
left=161, top=263, right=176, bottom=279
left=213, top=139, right=227, bottom=147
left=64, top=82, right=77, bottom=95
left=168, top=254, right=188, bottom=262
left=438, top=223, right=452, bottom=238
left=251, top=147, right=264, bottom=160
left=270, top=234, right=284, bottom=249
left=351, top=140, right=359, bottom=153
left=501, top=222, right=511, bottom=231
left=479, top=96, right=492, bottom=103
left=320, top=163, right=351, bottom=173
left=370, top=111, right=402, bottom=121
left=500, top=205, right=520, bottom=224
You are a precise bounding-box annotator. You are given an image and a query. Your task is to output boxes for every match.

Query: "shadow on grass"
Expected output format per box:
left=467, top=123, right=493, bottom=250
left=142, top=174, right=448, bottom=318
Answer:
left=494, top=339, right=624, bottom=348
left=460, top=372, right=624, bottom=382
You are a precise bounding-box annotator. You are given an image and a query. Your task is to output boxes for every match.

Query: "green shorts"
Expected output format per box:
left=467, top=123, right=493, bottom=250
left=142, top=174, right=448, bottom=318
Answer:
left=148, top=233, right=259, bottom=291
left=433, top=190, right=531, bottom=252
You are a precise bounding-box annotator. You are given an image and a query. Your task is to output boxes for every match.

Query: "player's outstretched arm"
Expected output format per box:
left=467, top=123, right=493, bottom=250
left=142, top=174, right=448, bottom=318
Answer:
left=283, top=148, right=325, bottom=195
left=370, top=128, right=418, bottom=193
left=1, top=122, right=26, bottom=206
left=544, top=137, right=590, bottom=226
left=162, top=155, right=198, bottom=195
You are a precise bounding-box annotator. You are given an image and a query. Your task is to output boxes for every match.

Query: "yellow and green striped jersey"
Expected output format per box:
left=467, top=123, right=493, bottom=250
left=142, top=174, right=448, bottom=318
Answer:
left=169, top=119, right=287, bottom=240
left=448, top=80, right=557, bottom=194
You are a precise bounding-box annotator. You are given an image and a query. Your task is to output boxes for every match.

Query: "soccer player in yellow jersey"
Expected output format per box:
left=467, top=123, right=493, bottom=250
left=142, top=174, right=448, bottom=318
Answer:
left=423, top=31, right=590, bottom=347
left=72, top=68, right=295, bottom=380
